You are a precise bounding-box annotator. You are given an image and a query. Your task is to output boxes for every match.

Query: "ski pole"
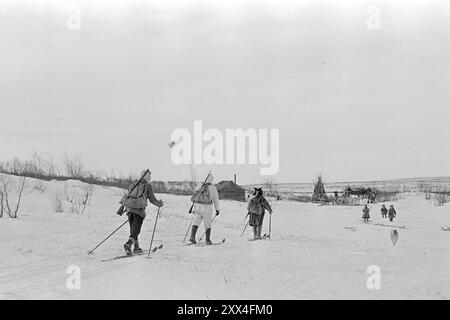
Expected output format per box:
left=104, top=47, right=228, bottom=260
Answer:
left=182, top=221, right=192, bottom=243
left=147, top=207, right=161, bottom=259
left=199, top=214, right=218, bottom=241
left=268, top=213, right=272, bottom=239
left=240, top=220, right=249, bottom=237
left=87, top=219, right=128, bottom=255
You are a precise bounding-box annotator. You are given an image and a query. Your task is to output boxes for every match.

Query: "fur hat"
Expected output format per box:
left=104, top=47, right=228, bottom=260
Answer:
left=253, top=188, right=263, bottom=196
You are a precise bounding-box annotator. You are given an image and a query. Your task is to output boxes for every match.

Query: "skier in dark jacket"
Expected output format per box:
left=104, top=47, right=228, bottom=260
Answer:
left=381, top=204, right=388, bottom=218
left=247, top=188, right=273, bottom=239
left=119, top=170, right=163, bottom=255
left=388, top=205, right=396, bottom=222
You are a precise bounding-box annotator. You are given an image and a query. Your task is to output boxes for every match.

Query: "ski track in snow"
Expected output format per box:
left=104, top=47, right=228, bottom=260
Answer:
left=0, top=176, right=449, bottom=299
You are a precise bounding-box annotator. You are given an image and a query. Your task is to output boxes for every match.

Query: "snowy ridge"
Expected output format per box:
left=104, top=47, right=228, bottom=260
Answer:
left=0, top=175, right=449, bottom=299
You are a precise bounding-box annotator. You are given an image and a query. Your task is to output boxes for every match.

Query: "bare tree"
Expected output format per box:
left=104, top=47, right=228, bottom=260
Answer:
left=30, top=150, right=44, bottom=175
left=10, top=158, right=22, bottom=175
left=0, top=175, right=27, bottom=218
left=43, top=152, right=59, bottom=176
left=63, top=153, right=86, bottom=178
left=12, top=177, right=27, bottom=218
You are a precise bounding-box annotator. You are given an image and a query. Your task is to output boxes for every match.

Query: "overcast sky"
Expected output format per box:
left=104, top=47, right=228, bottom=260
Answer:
left=0, top=0, right=449, bottom=184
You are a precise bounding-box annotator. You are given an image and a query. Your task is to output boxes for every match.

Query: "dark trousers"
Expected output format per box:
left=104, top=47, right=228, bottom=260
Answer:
left=249, top=212, right=265, bottom=227
left=128, top=212, right=144, bottom=242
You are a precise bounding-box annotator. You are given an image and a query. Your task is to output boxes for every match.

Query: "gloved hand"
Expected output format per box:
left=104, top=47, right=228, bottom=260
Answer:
left=158, top=200, right=164, bottom=208
left=215, top=210, right=220, bottom=216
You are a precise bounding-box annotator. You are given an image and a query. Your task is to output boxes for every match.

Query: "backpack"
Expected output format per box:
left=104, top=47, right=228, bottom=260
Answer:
left=191, top=184, right=212, bottom=205
left=123, top=181, right=148, bottom=209
left=248, top=197, right=264, bottom=215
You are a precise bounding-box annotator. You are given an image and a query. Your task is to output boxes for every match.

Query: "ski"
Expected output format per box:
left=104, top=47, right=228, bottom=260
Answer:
left=101, top=244, right=163, bottom=262
left=187, top=238, right=226, bottom=246
left=248, top=234, right=270, bottom=241
left=373, top=223, right=407, bottom=229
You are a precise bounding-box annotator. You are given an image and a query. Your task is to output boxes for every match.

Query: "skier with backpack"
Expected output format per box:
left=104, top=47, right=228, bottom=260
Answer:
left=247, top=188, right=273, bottom=240
left=118, top=170, right=163, bottom=255
left=189, top=173, right=220, bottom=245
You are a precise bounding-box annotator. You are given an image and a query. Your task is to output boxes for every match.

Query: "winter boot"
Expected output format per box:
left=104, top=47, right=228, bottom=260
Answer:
left=189, top=225, right=198, bottom=244
left=253, top=225, right=258, bottom=240
left=205, top=228, right=213, bottom=245
left=257, top=225, right=262, bottom=239
left=123, top=238, right=134, bottom=256
left=133, top=240, right=143, bottom=253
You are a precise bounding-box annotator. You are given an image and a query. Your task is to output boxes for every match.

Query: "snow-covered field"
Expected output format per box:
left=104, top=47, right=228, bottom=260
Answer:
left=0, top=176, right=449, bottom=300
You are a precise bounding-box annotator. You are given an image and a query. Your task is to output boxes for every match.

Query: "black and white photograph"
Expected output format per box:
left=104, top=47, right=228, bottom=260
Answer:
left=0, top=0, right=449, bottom=302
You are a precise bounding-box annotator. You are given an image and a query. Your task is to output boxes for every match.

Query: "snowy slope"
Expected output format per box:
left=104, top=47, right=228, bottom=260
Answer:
left=0, top=175, right=449, bottom=300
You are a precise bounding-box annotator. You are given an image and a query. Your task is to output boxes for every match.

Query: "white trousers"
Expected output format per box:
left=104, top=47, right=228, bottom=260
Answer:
left=192, top=204, right=213, bottom=229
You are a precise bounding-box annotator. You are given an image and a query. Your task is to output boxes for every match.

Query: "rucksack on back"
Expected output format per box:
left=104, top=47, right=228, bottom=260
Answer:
left=191, top=184, right=212, bottom=205
left=248, top=197, right=264, bottom=215
left=123, top=182, right=148, bottom=209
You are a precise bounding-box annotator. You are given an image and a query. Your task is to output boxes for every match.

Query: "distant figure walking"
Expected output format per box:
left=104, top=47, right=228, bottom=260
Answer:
left=189, top=174, right=220, bottom=245
left=362, top=204, right=370, bottom=223
left=381, top=204, right=388, bottom=218
left=388, top=205, right=397, bottom=222
left=247, top=188, right=273, bottom=239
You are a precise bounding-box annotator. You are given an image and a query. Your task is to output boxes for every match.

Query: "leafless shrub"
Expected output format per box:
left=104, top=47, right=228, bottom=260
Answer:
left=33, top=180, right=47, bottom=193
left=70, top=198, right=84, bottom=214
left=42, top=152, right=60, bottom=176
left=418, top=183, right=433, bottom=200
left=433, top=187, right=449, bottom=206
left=63, top=182, right=73, bottom=203
left=83, top=183, right=96, bottom=205
left=62, top=182, right=91, bottom=215
left=0, top=175, right=28, bottom=218
left=51, top=192, right=65, bottom=213
left=63, top=153, right=86, bottom=179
